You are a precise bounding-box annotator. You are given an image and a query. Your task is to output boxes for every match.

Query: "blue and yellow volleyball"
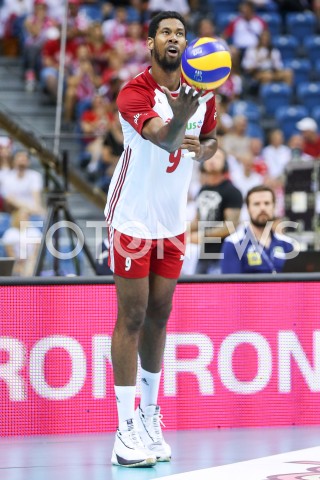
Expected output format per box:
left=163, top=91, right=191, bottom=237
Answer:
left=181, top=37, right=232, bottom=90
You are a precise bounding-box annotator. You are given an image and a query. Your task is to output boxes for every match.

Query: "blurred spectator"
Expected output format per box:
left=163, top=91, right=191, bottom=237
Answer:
left=221, top=114, right=251, bottom=161
left=229, top=150, right=264, bottom=222
left=194, top=17, right=216, bottom=38
left=79, top=92, right=114, bottom=172
left=148, top=0, right=190, bottom=18
left=262, top=129, right=291, bottom=180
left=0, top=136, right=13, bottom=212
left=95, top=128, right=123, bottom=193
left=1, top=207, right=42, bottom=276
left=1, top=150, right=44, bottom=215
left=40, top=26, right=77, bottom=101
left=23, top=0, right=58, bottom=91
left=112, top=19, right=150, bottom=82
left=250, top=137, right=268, bottom=176
left=64, top=44, right=102, bottom=124
left=0, top=0, right=33, bottom=55
left=223, top=1, right=267, bottom=53
left=220, top=185, right=296, bottom=273
left=242, top=30, right=293, bottom=86
left=218, top=46, right=243, bottom=101
left=0, top=135, right=13, bottom=171
left=102, top=6, right=129, bottom=44
left=87, top=22, right=111, bottom=75
left=295, top=117, right=320, bottom=159
left=215, top=94, right=234, bottom=136
left=66, top=0, right=91, bottom=42
left=187, top=148, right=243, bottom=274
left=287, top=133, right=313, bottom=162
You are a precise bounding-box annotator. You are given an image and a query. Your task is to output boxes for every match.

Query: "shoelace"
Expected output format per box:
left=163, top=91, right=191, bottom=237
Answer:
left=144, top=411, right=166, bottom=442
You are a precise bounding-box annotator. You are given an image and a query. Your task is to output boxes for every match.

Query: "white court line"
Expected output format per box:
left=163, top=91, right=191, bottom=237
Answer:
left=157, top=445, right=320, bottom=480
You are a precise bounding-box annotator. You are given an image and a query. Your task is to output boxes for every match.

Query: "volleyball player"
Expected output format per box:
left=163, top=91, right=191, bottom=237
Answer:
left=105, top=11, right=218, bottom=467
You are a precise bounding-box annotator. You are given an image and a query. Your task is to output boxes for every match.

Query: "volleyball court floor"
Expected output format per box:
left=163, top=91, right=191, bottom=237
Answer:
left=1, top=426, right=320, bottom=480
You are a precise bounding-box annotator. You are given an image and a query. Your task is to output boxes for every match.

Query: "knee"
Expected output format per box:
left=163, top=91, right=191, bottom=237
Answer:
left=118, top=304, right=146, bottom=334
left=147, top=299, right=173, bottom=328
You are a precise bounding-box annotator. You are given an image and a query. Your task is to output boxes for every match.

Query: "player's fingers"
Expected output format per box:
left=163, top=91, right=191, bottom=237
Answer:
left=161, top=86, right=173, bottom=101
left=198, top=91, right=214, bottom=105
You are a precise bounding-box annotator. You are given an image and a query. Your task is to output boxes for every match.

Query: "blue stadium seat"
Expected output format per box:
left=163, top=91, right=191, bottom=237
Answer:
left=229, top=100, right=261, bottom=122
left=260, top=12, right=282, bottom=37
left=275, top=105, right=309, bottom=141
left=285, top=12, right=317, bottom=43
left=312, top=106, right=320, bottom=127
left=283, top=59, right=311, bottom=87
left=303, top=35, right=320, bottom=64
left=259, top=82, right=292, bottom=115
left=296, top=82, right=320, bottom=115
left=215, top=12, right=237, bottom=34
left=272, top=35, right=299, bottom=62
left=247, top=122, right=264, bottom=142
left=207, top=0, right=240, bottom=15
left=79, top=5, right=103, bottom=22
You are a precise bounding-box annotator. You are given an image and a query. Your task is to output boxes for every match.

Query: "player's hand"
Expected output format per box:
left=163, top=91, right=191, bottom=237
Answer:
left=180, top=135, right=201, bottom=159
left=161, top=83, right=204, bottom=121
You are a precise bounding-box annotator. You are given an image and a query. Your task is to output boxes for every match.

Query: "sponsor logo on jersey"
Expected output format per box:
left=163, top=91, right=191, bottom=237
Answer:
left=133, top=113, right=142, bottom=124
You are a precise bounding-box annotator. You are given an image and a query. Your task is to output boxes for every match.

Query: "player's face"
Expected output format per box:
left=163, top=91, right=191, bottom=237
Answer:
left=248, top=191, right=275, bottom=227
left=150, top=18, right=186, bottom=72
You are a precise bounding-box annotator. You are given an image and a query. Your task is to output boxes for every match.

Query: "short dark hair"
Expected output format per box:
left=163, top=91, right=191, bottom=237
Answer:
left=148, top=11, right=187, bottom=38
left=246, top=185, right=275, bottom=206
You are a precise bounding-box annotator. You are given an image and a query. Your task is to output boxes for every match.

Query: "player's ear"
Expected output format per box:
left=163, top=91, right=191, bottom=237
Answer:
left=147, top=37, right=154, bottom=53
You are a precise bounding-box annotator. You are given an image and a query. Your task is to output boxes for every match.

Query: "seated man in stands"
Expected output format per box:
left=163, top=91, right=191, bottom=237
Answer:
left=1, top=150, right=44, bottom=216
left=296, top=117, right=320, bottom=159
left=220, top=185, right=295, bottom=273
left=241, top=30, right=293, bottom=86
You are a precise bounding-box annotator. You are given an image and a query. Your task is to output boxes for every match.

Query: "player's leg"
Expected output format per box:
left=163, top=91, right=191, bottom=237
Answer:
left=111, top=274, right=156, bottom=467
left=109, top=227, right=157, bottom=467
left=135, top=273, right=177, bottom=462
left=135, top=234, right=185, bottom=462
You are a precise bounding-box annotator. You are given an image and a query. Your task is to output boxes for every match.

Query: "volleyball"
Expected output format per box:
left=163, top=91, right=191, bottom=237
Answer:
left=181, top=37, right=232, bottom=91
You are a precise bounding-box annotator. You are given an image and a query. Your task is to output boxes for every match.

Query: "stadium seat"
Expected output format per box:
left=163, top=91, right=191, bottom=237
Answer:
left=283, top=59, right=311, bottom=88
left=311, top=106, right=320, bottom=127
left=79, top=5, right=103, bottom=22
left=207, top=0, right=240, bottom=15
left=272, top=35, right=299, bottom=62
left=259, top=82, right=292, bottom=115
left=275, top=105, right=309, bottom=141
left=285, top=12, right=317, bottom=43
left=296, top=82, right=320, bottom=115
left=303, top=35, right=320, bottom=64
left=247, top=122, right=264, bottom=142
left=260, top=12, right=282, bottom=37
left=229, top=100, right=261, bottom=122
left=215, top=12, right=237, bottom=34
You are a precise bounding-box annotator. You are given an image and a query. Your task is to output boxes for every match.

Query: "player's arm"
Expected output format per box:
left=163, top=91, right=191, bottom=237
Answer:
left=180, top=129, right=218, bottom=162
left=141, top=84, right=204, bottom=153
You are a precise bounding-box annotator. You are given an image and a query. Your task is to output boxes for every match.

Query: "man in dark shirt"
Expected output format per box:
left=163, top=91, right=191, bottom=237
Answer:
left=189, top=147, right=243, bottom=273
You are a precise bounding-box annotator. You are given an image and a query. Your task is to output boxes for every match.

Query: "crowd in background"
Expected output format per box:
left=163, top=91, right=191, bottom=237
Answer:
left=0, top=0, right=320, bottom=275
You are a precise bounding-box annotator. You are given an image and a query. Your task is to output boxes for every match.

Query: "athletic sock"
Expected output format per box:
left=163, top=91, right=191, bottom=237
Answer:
left=114, top=385, right=136, bottom=426
left=140, top=368, right=162, bottom=411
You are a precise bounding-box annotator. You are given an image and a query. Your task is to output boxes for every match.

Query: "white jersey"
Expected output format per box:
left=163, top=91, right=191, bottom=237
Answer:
left=105, top=67, right=217, bottom=239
